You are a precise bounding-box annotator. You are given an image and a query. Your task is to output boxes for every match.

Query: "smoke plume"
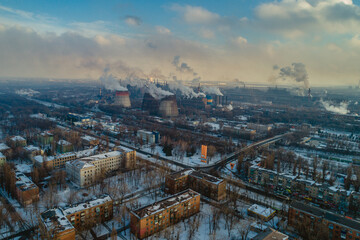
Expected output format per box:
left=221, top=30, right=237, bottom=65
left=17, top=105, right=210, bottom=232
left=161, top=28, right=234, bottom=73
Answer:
left=168, top=78, right=205, bottom=98
left=100, top=67, right=128, bottom=91
left=201, top=86, right=223, bottom=96
left=320, top=99, right=349, bottom=115
left=99, top=65, right=173, bottom=99
left=172, top=56, right=197, bottom=75
left=272, top=63, right=310, bottom=88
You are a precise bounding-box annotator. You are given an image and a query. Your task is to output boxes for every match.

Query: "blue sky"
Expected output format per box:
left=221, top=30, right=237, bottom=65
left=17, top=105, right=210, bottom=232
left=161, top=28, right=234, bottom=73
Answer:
left=0, top=0, right=360, bottom=86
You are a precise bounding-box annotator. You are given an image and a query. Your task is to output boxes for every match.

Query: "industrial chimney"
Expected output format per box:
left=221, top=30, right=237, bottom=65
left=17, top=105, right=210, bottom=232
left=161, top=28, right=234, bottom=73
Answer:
left=114, top=91, right=131, bottom=108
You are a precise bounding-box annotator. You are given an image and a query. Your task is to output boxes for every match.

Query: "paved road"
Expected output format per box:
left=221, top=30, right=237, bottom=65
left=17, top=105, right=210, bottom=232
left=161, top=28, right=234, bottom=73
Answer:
left=59, top=121, right=290, bottom=172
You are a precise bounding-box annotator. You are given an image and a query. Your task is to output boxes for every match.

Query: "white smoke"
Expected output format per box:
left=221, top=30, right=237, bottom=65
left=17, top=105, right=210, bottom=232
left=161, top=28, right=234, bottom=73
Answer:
left=99, top=66, right=173, bottom=99
left=168, top=79, right=205, bottom=98
left=320, top=99, right=349, bottom=115
left=146, top=83, right=173, bottom=100
left=100, top=68, right=128, bottom=91
left=226, top=104, right=233, bottom=111
left=202, top=86, right=223, bottom=96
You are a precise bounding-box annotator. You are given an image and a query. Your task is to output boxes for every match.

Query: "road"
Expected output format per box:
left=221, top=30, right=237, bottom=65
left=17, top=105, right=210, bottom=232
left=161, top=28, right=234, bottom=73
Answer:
left=196, top=133, right=290, bottom=171
left=58, top=121, right=290, bottom=172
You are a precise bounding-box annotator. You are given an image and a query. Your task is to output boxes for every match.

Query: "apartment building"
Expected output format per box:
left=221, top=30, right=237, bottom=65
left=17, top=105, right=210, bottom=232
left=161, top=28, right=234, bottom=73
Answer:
left=130, top=189, right=200, bottom=239
left=63, top=195, right=113, bottom=228
left=247, top=204, right=276, bottom=222
left=40, top=208, right=76, bottom=240
left=9, top=136, right=27, bottom=147
left=15, top=171, right=39, bottom=206
left=137, top=130, right=160, bottom=144
left=288, top=201, right=360, bottom=240
left=34, top=148, right=97, bottom=169
left=40, top=195, right=113, bottom=240
left=165, top=169, right=226, bottom=201
left=57, top=140, right=74, bottom=153
left=248, top=165, right=354, bottom=214
left=66, top=149, right=136, bottom=187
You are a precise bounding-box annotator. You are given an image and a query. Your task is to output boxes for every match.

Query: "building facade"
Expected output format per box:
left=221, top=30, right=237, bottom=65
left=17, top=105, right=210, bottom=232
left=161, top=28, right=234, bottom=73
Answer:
left=15, top=171, right=39, bottom=206
left=66, top=149, right=136, bottom=187
left=165, top=169, right=226, bottom=201
left=40, top=195, right=112, bottom=240
left=137, top=130, right=160, bottom=145
left=288, top=201, right=360, bottom=240
left=130, top=189, right=200, bottom=239
left=248, top=165, right=356, bottom=214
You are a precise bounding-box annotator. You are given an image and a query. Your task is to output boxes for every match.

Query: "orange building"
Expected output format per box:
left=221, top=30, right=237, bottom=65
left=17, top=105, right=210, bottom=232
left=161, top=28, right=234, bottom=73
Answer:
left=130, top=189, right=200, bottom=239
left=63, top=195, right=113, bottom=228
left=40, top=208, right=76, bottom=240
left=165, top=169, right=226, bottom=201
left=40, top=195, right=113, bottom=240
left=15, top=171, right=39, bottom=206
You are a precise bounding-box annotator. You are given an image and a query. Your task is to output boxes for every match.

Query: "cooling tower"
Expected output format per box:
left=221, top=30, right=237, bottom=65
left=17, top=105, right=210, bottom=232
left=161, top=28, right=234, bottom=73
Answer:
left=114, top=91, right=131, bottom=108
left=142, top=93, right=160, bottom=115
left=159, top=95, right=179, bottom=117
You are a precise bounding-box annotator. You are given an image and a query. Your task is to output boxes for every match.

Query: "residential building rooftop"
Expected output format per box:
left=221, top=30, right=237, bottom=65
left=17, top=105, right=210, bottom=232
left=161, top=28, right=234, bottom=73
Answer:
left=131, top=189, right=200, bottom=219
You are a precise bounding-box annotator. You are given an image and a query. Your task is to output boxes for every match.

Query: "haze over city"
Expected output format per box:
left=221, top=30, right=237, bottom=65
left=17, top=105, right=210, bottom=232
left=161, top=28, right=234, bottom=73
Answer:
left=1, top=1, right=360, bottom=240
left=0, top=0, right=360, bottom=86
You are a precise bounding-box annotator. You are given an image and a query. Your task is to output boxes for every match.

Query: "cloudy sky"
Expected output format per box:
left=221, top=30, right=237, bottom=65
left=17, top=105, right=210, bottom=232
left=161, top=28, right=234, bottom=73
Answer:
left=0, top=0, right=360, bottom=86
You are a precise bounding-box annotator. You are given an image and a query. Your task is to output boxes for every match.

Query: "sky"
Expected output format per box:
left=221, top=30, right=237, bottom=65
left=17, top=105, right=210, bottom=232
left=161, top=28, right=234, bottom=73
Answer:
left=0, top=0, right=360, bottom=87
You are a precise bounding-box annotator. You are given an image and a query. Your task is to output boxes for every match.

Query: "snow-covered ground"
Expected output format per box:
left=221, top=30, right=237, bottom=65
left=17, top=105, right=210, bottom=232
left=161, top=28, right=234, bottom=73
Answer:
left=140, top=145, right=223, bottom=167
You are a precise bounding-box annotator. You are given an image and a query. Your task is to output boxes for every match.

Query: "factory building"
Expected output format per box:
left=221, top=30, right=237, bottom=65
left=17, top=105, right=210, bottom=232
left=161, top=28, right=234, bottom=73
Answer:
left=130, top=189, right=200, bottom=239
left=66, top=149, right=136, bottom=187
left=165, top=169, right=226, bottom=201
left=40, top=195, right=113, bottom=240
left=114, top=90, right=131, bottom=108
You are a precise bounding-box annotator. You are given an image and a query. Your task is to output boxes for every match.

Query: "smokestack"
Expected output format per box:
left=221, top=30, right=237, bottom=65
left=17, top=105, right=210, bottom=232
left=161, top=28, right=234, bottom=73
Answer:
left=114, top=91, right=131, bottom=108
left=226, top=96, right=228, bottom=105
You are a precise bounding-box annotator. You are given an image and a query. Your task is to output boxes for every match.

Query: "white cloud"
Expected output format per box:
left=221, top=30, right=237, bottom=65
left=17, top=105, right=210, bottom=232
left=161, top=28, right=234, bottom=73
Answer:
left=199, top=28, right=215, bottom=39
left=255, top=0, right=360, bottom=37
left=125, top=16, right=142, bottom=26
left=350, top=34, right=360, bottom=47
left=156, top=26, right=171, bottom=35
left=171, top=4, right=219, bottom=24
left=234, top=36, right=247, bottom=45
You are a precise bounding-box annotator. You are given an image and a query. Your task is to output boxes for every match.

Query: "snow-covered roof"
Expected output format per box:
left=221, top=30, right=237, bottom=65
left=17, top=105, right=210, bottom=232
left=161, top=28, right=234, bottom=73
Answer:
left=57, top=140, right=71, bottom=145
left=24, top=145, right=40, bottom=152
left=81, top=135, right=97, bottom=142
left=248, top=204, right=275, bottom=218
left=0, top=152, right=5, bottom=158
left=131, top=189, right=200, bottom=219
left=15, top=171, right=38, bottom=191
left=67, top=159, right=94, bottom=170
left=80, top=151, right=121, bottom=163
left=63, top=195, right=112, bottom=215
left=11, top=136, right=25, bottom=141
left=34, top=155, right=54, bottom=163
left=41, top=208, right=74, bottom=234
left=0, top=143, right=10, bottom=151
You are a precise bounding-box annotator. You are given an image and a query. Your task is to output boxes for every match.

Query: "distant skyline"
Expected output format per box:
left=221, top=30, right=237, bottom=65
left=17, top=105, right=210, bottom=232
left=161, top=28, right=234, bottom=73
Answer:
left=0, top=0, right=360, bottom=86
